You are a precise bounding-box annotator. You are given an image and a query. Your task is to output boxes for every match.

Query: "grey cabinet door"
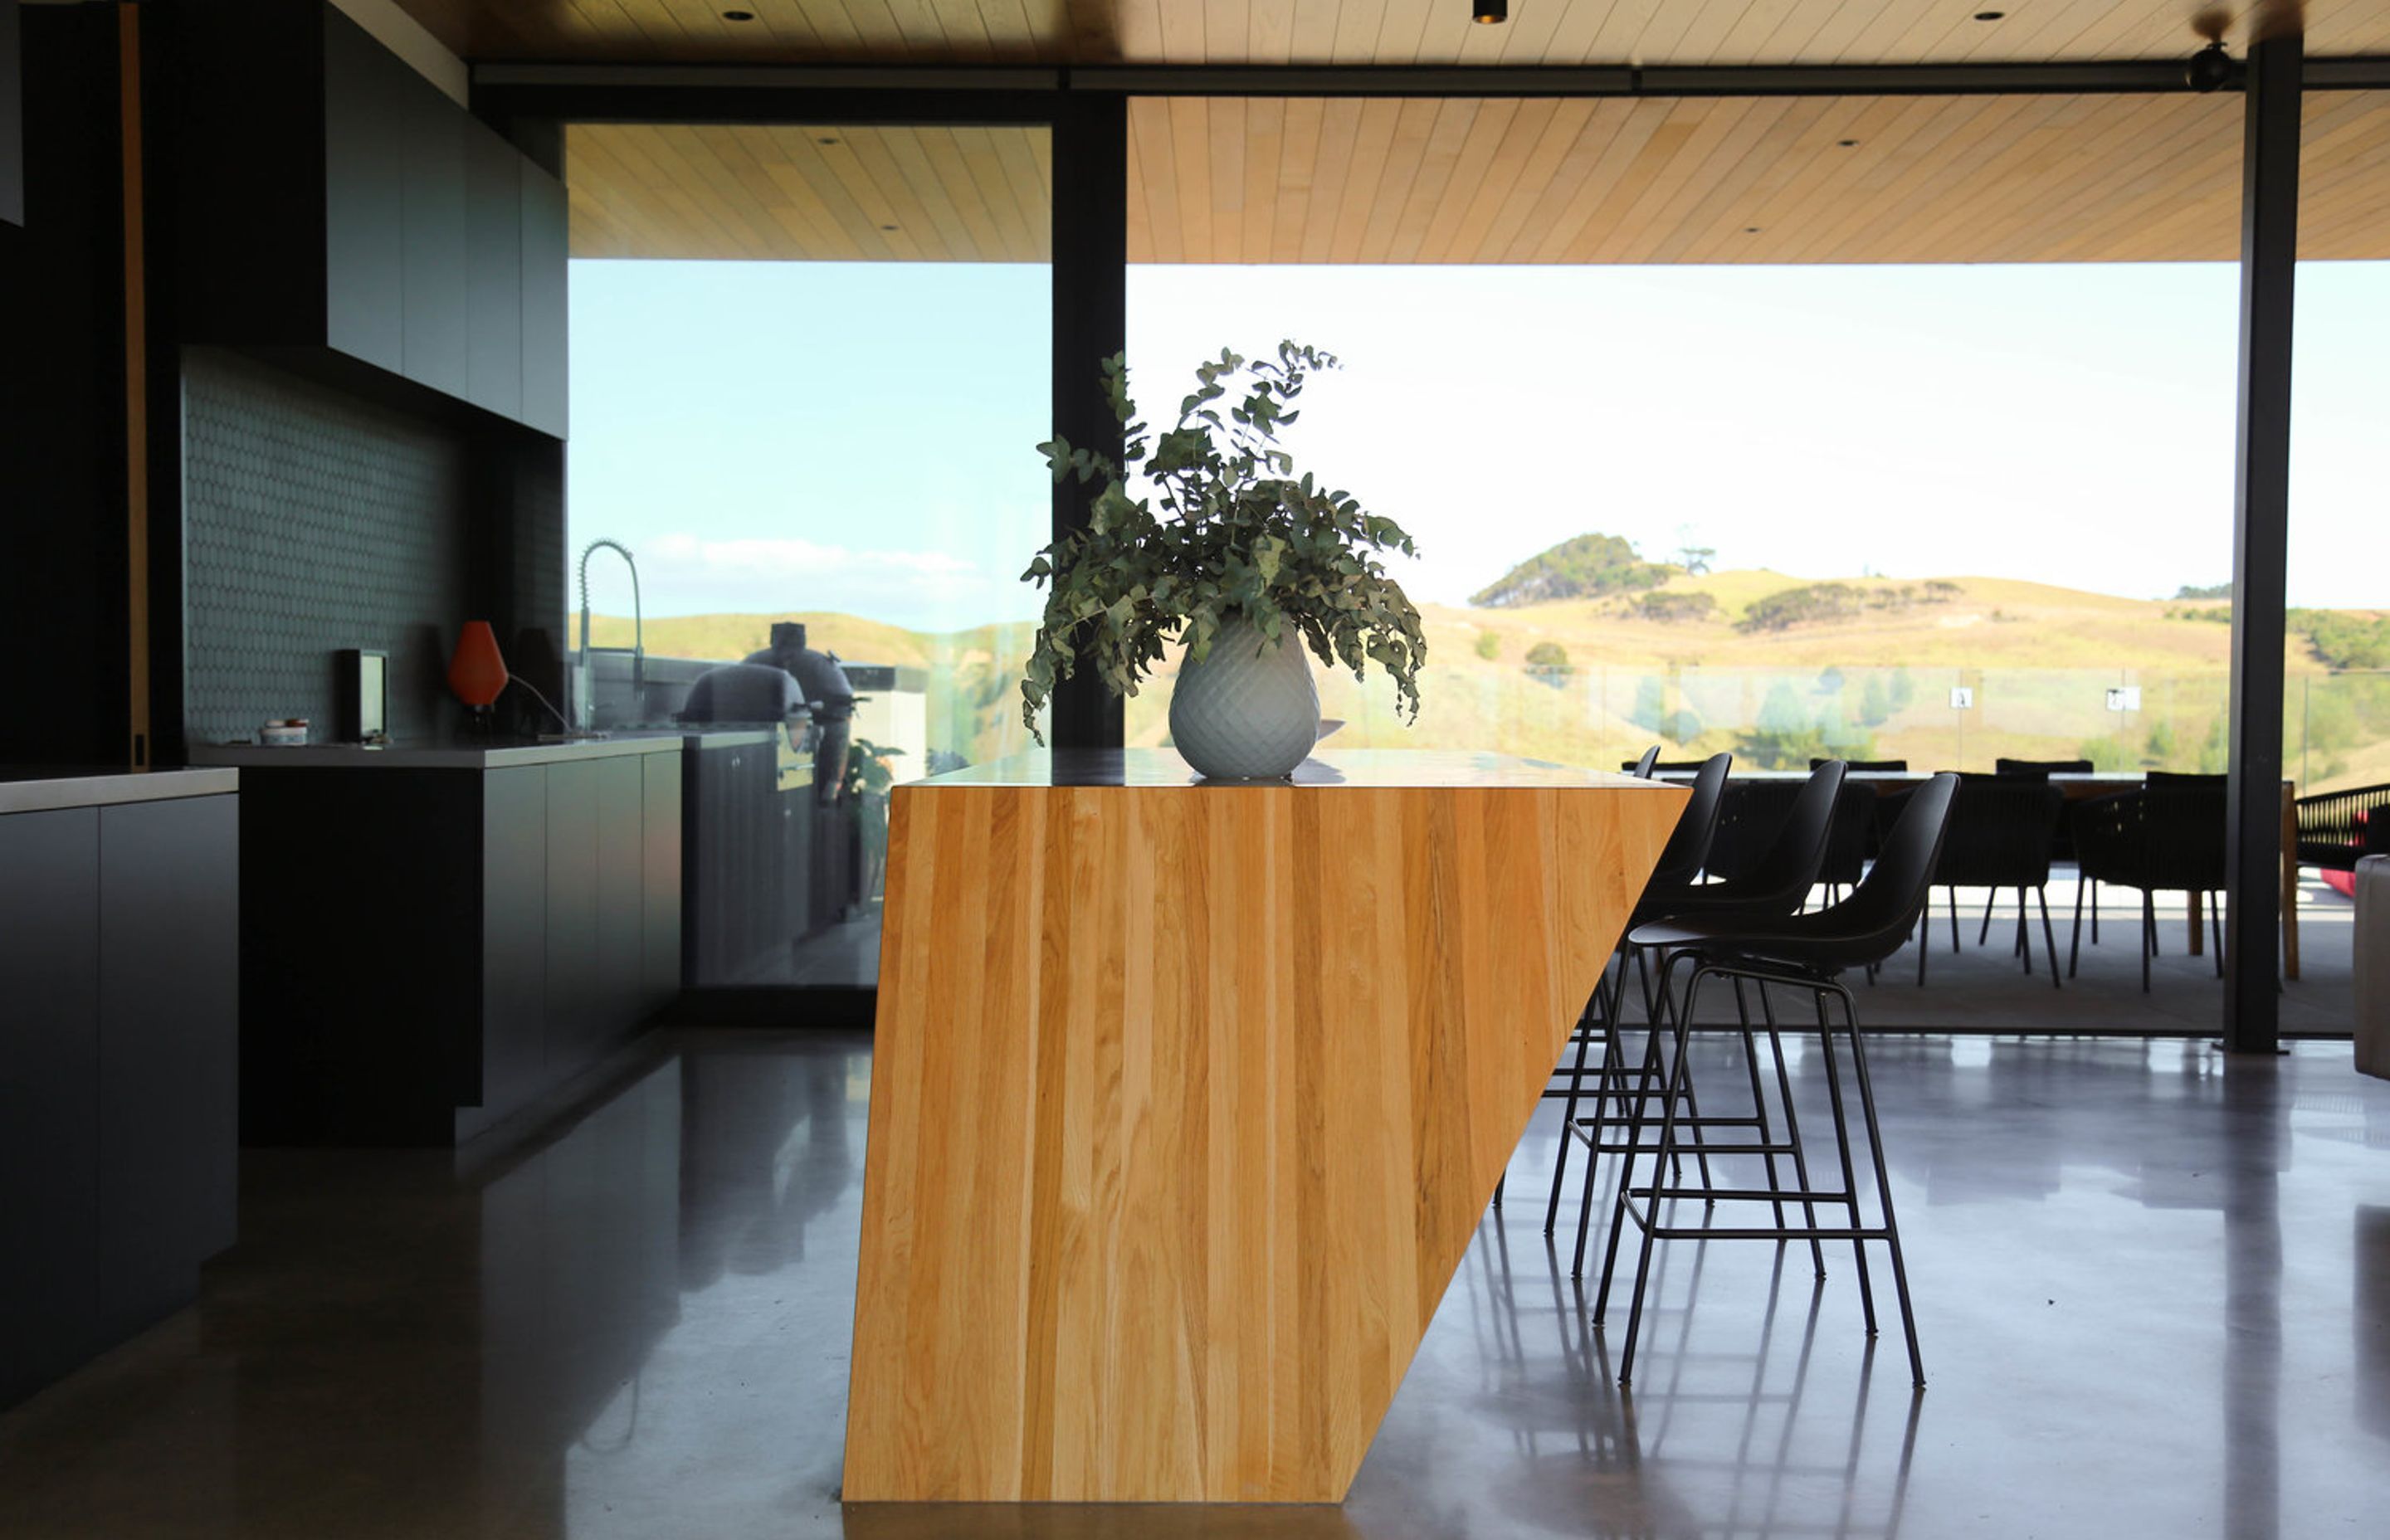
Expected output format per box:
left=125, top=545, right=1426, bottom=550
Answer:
left=544, top=759, right=600, bottom=1076
left=479, top=766, right=548, bottom=1130
left=321, top=10, right=406, bottom=373
left=0, top=808, right=100, bottom=1406
left=594, top=753, right=645, bottom=1043
left=398, top=68, right=468, bottom=399
left=642, top=751, right=684, bottom=1005
left=519, top=158, right=568, bottom=437
left=464, top=119, right=524, bottom=421
left=95, top=795, right=238, bottom=1339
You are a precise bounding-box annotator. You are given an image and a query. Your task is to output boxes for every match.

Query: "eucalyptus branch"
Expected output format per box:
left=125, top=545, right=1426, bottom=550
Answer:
left=1020, top=344, right=1428, bottom=743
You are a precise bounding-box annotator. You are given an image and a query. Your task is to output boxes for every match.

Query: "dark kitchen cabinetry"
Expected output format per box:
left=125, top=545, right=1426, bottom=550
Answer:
left=217, top=739, right=681, bottom=1148
left=685, top=739, right=799, bottom=985
left=0, top=787, right=238, bottom=1410
left=175, top=2, right=565, bottom=435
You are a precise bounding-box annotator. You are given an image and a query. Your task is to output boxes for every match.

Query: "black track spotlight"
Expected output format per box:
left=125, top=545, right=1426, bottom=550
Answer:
left=2185, top=40, right=2242, bottom=92
left=1473, top=0, right=1508, bottom=23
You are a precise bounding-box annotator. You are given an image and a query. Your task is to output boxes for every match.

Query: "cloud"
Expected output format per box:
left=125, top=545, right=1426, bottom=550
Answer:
left=627, top=534, right=1019, bottom=630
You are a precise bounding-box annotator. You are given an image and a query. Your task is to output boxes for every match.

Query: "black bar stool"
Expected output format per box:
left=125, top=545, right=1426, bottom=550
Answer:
left=1591, top=772, right=1958, bottom=1390
left=1538, top=753, right=1732, bottom=1235
left=1561, top=762, right=1852, bottom=1280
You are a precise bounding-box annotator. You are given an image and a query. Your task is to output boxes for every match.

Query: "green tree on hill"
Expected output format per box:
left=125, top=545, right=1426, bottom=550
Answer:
left=1472, top=534, right=1673, bottom=607
left=1474, top=631, right=1501, bottom=660
left=1524, top=641, right=1573, bottom=690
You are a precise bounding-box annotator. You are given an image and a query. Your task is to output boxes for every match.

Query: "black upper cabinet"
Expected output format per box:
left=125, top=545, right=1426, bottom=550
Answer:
left=180, top=2, right=563, bottom=436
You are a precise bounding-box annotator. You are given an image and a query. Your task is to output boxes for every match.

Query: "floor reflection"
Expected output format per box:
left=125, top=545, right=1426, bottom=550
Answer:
left=1, top=1031, right=2387, bottom=1538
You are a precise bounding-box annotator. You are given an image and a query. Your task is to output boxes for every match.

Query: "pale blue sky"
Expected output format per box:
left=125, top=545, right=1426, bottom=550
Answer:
left=567, top=259, right=2388, bottom=629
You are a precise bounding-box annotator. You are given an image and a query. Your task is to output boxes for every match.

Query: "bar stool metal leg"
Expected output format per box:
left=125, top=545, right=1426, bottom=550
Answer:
left=1812, top=992, right=1879, bottom=1338
left=1832, top=982, right=1925, bottom=1387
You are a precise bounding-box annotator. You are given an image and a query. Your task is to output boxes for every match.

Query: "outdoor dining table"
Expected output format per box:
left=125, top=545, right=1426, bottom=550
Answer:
left=1653, top=769, right=2302, bottom=979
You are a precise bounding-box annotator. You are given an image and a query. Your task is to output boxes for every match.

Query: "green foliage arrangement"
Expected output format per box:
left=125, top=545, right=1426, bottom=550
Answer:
left=1471, top=533, right=1674, bottom=607
left=1018, top=344, right=1428, bottom=742
left=1524, top=641, right=1573, bottom=672
left=1473, top=631, right=1502, bottom=660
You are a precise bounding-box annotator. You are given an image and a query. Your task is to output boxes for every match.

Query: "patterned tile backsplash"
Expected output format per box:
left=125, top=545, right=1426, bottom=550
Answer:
left=183, top=350, right=470, bottom=745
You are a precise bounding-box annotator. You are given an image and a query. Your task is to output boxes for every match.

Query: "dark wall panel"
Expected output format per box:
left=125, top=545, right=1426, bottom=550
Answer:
left=181, top=348, right=470, bottom=746
left=0, top=4, right=125, bottom=766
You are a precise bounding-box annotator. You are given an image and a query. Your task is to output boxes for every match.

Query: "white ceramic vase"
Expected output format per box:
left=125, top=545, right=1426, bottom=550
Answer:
left=1168, top=615, right=1320, bottom=780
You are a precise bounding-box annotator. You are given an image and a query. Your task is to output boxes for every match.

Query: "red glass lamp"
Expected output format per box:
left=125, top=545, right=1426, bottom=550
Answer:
left=447, top=621, right=510, bottom=719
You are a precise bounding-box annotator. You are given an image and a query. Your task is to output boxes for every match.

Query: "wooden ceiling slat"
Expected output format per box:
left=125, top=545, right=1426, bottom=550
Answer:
left=1473, top=97, right=1602, bottom=262
left=1300, top=96, right=1368, bottom=261
left=1410, top=97, right=1519, bottom=261
left=1528, top=99, right=1667, bottom=259
left=400, top=1, right=2390, bottom=63
left=1268, top=95, right=1325, bottom=262
left=1245, top=0, right=1296, bottom=63
left=563, top=90, right=2390, bottom=266
left=1168, top=96, right=1218, bottom=262
left=1129, top=93, right=1186, bottom=261
left=1124, top=112, right=1154, bottom=259
left=1240, top=96, right=1286, bottom=261
left=1287, top=0, right=1344, bottom=64
left=1207, top=94, right=1252, bottom=264
left=1495, top=97, right=1623, bottom=260
left=1354, top=97, right=1449, bottom=261
left=1329, top=98, right=1407, bottom=261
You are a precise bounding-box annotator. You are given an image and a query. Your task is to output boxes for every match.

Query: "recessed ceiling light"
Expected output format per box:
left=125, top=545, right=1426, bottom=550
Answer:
left=722, top=9, right=755, bottom=20
left=1472, top=1, right=1508, bottom=22
left=880, top=224, right=899, bottom=231
left=1744, top=226, right=1762, bottom=233
left=1973, top=10, right=2005, bottom=19
left=1837, top=139, right=1859, bottom=147
left=817, top=136, right=840, bottom=145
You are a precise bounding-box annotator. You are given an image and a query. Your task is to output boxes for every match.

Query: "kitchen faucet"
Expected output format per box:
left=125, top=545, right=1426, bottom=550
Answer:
left=575, top=538, right=643, bottom=731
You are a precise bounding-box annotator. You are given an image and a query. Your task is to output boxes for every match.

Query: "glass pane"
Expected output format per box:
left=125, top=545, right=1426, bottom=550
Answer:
left=568, top=124, right=1051, bottom=989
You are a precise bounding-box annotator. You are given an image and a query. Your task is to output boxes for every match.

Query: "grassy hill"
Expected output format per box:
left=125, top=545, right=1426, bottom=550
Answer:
left=585, top=574, right=2389, bottom=792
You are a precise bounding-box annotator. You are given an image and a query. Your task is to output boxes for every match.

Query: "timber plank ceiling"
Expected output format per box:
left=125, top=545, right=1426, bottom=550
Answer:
left=404, top=2, right=2390, bottom=69
left=566, top=91, right=2390, bottom=262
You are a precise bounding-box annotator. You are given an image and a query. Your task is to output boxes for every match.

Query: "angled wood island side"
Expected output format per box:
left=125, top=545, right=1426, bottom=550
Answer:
left=843, top=749, right=1685, bottom=1504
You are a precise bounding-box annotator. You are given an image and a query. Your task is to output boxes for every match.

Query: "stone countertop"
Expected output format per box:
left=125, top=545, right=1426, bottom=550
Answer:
left=0, top=767, right=241, bottom=816
left=188, top=728, right=780, bottom=771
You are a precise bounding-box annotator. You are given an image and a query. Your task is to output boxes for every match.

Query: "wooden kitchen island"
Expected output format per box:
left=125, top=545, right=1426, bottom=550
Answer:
left=843, top=749, right=1685, bottom=1504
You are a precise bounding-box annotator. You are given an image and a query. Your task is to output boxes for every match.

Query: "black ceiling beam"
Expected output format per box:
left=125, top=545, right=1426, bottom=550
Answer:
left=475, top=55, right=2390, bottom=110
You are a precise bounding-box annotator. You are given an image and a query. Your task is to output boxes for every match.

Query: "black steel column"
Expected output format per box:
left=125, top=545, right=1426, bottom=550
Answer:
left=1048, top=92, right=1128, bottom=750
left=2224, top=27, right=2302, bottom=1055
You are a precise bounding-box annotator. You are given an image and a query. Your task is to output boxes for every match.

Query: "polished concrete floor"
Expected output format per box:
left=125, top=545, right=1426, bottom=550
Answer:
left=3, top=1029, right=2387, bottom=1537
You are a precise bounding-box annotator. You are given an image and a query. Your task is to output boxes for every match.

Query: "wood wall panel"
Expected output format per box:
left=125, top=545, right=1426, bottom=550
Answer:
left=398, top=1, right=2390, bottom=67
left=841, top=751, right=1685, bottom=1502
